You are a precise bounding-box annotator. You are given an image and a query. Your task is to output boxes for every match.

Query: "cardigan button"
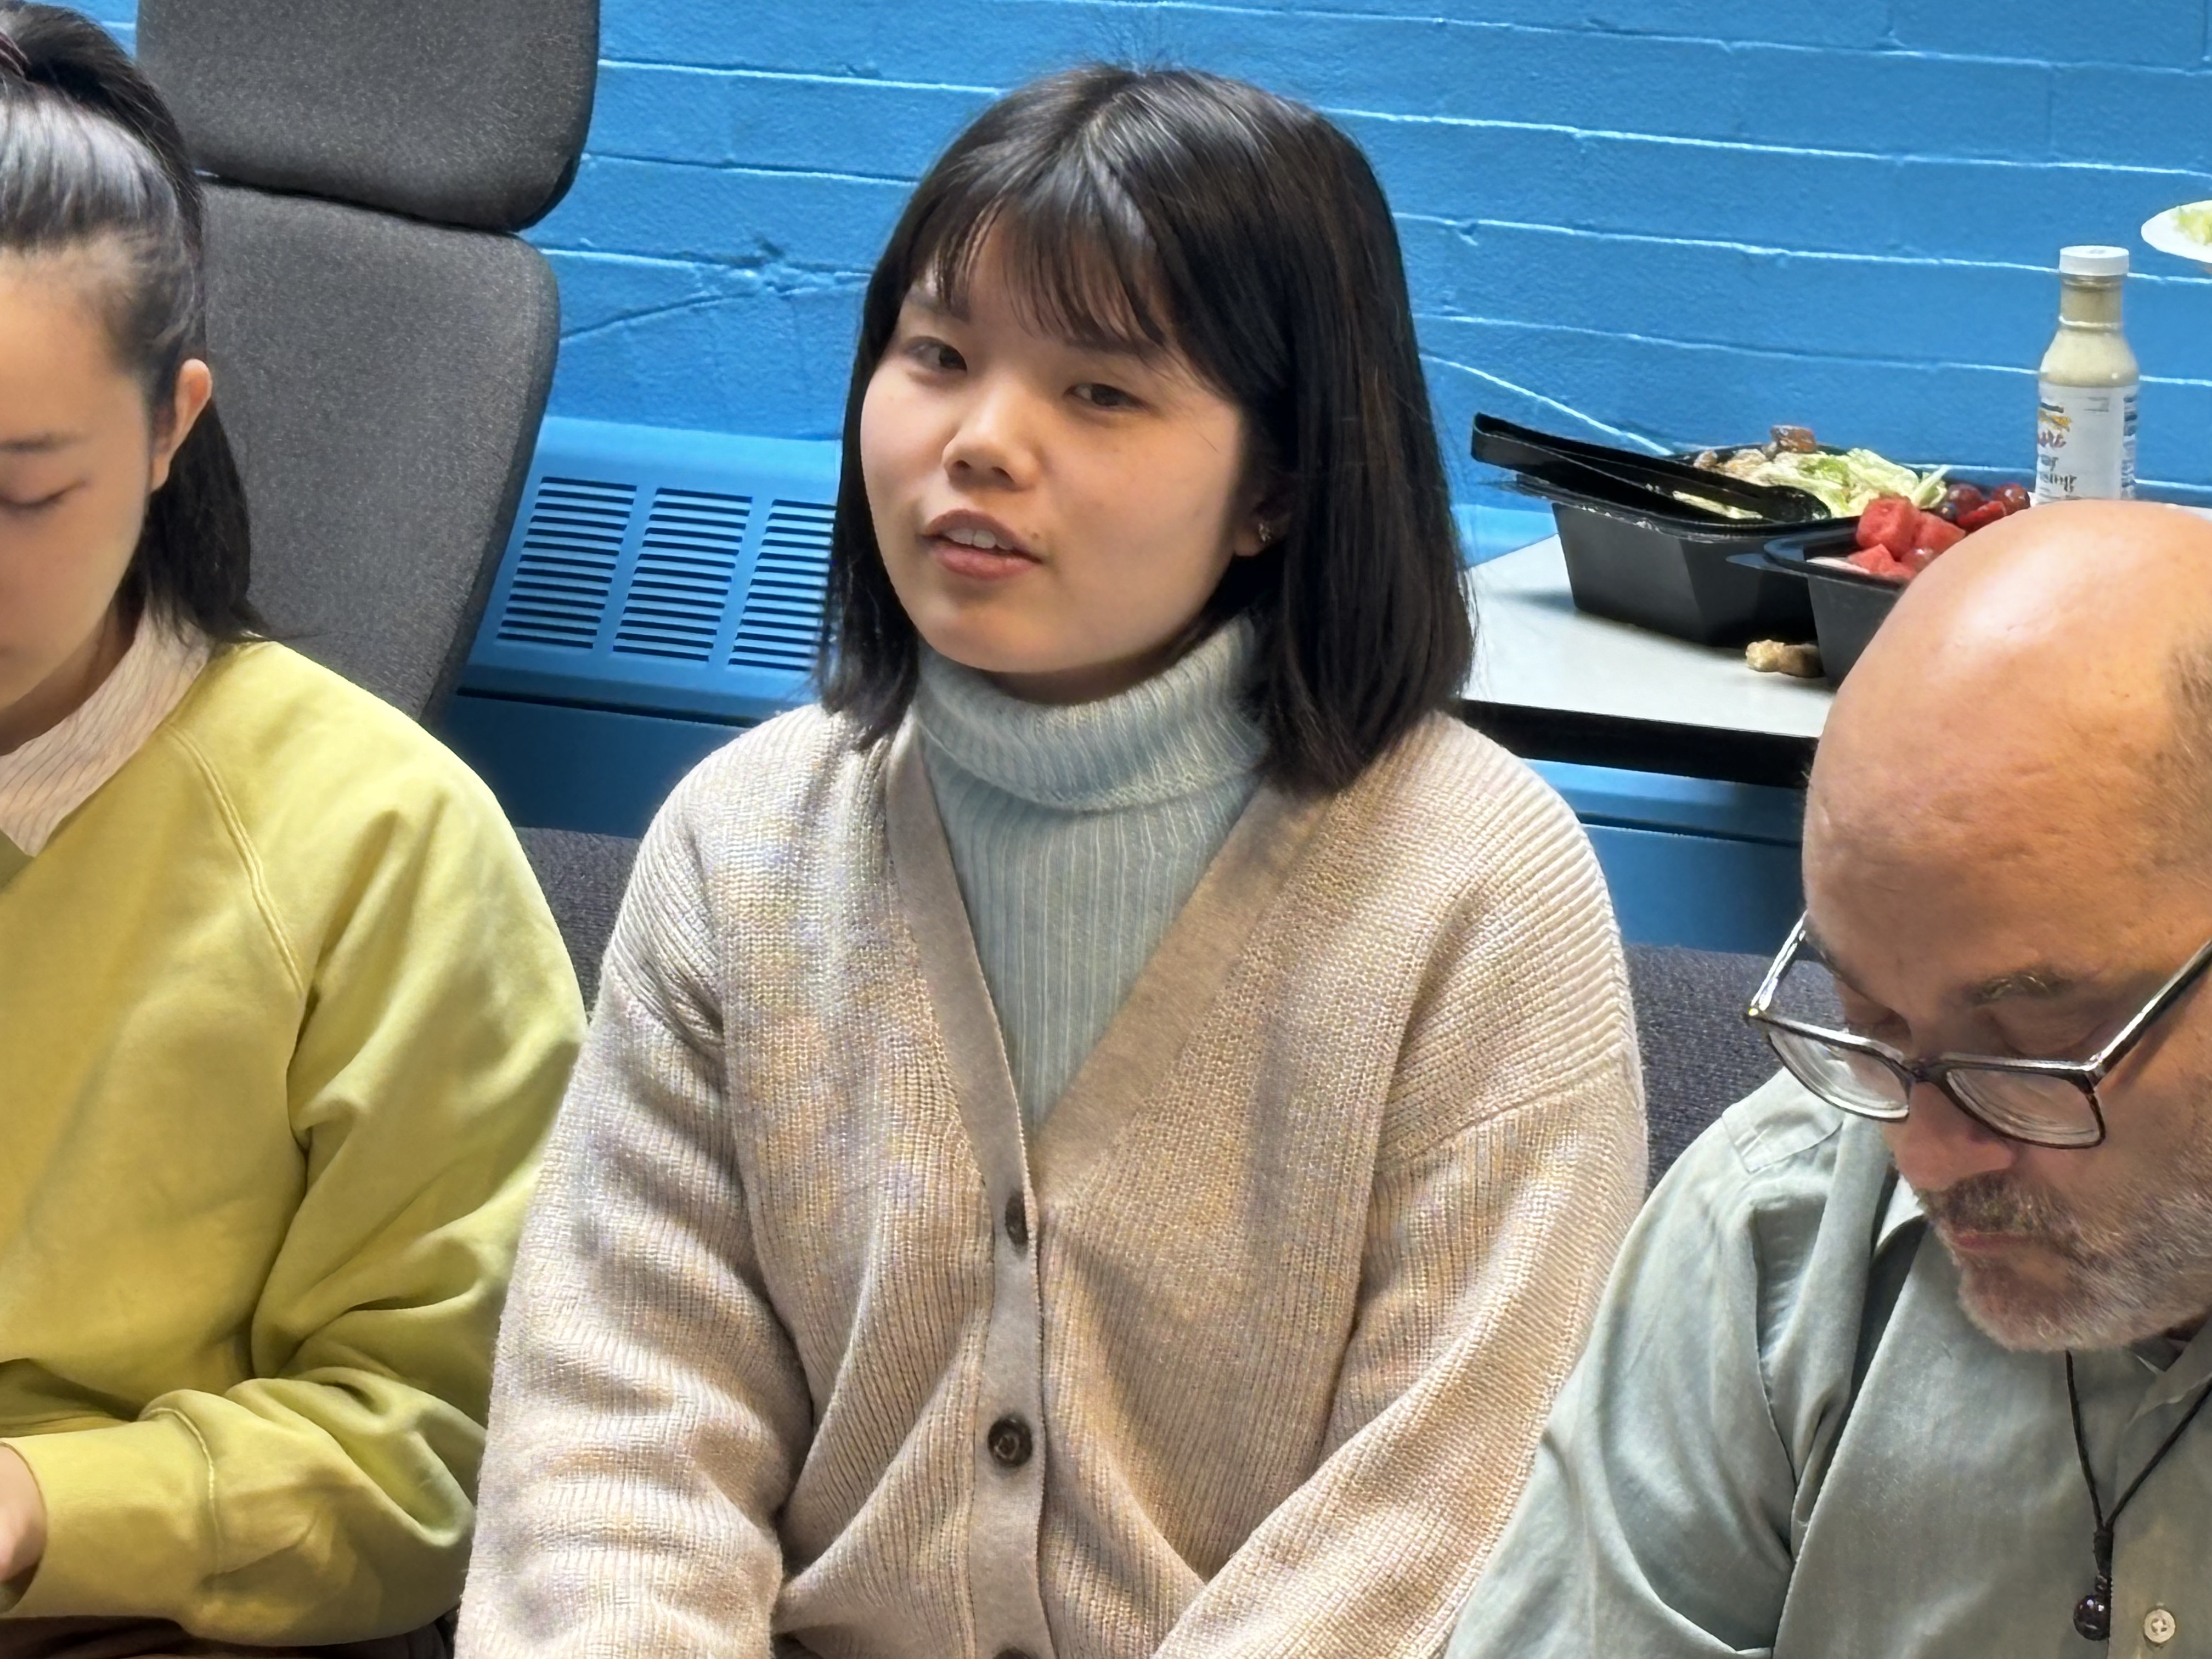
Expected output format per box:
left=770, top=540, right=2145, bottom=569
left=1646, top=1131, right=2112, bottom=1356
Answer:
left=1004, top=1193, right=1030, bottom=1251
left=988, top=1414, right=1034, bottom=1469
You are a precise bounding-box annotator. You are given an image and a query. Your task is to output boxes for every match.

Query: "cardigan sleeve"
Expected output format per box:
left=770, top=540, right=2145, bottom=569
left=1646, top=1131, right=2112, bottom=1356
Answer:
left=1155, top=802, right=1647, bottom=1659
left=1, top=766, right=583, bottom=1644
left=1443, top=1134, right=1801, bottom=1659
left=455, top=801, right=814, bottom=1659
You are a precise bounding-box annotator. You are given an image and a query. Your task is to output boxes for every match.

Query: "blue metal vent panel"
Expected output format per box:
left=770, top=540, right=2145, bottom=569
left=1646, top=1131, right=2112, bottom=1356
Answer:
left=464, top=418, right=841, bottom=724
left=732, top=501, right=836, bottom=673
left=613, top=489, right=753, bottom=663
left=493, top=477, right=634, bottom=650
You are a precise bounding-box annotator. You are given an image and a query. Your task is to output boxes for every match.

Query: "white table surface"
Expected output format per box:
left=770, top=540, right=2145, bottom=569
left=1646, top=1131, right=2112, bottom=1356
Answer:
left=1464, top=538, right=1833, bottom=741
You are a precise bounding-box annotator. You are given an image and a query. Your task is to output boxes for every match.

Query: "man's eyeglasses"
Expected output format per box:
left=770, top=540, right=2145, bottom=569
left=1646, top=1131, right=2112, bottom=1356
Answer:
left=1743, top=915, right=2212, bottom=1150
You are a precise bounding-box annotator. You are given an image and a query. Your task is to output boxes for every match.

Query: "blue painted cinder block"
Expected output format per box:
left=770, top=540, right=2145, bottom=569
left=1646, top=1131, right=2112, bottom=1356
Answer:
left=1344, top=117, right=2211, bottom=261
left=1888, top=0, right=2204, bottom=69
left=541, top=156, right=909, bottom=269
left=543, top=255, right=868, bottom=437
left=606, top=0, right=1149, bottom=87
left=591, top=65, right=991, bottom=177
left=537, top=2, right=2212, bottom=501
left=2061, top=66, right=2212, bottom=173
left=1556, top=1, right=1891, bottom=50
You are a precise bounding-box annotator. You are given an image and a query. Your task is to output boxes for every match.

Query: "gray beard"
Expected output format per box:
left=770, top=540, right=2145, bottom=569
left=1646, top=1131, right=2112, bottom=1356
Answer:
left=1920, top=1151, right=2212, bottom=1351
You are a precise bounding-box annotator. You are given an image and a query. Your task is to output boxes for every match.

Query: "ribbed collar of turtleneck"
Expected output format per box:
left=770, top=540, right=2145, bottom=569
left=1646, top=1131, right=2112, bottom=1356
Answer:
left=913, top=619, right=1265, bottom=812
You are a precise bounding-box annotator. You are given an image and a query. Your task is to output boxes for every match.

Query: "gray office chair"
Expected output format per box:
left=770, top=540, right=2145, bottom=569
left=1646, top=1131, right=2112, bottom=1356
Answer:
left=136, top=0, right=599, bottom=721
left=517, top=828, right=637, bottom=1007
left=1626, top=943, right=1809, bottom=1181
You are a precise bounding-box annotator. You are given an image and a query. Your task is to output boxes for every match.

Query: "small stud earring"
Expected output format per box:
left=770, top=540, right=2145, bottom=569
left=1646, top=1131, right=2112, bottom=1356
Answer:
left=1256, top=523, right=1276, bottom=547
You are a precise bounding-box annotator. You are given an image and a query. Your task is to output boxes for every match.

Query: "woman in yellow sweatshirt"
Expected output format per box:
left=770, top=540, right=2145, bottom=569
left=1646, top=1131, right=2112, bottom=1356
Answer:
left=0, top=7, right=584, bottom=1655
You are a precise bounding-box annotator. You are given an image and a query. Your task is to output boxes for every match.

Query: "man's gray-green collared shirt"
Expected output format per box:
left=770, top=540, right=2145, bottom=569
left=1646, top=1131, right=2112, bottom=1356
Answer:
left=1452, top=1074, right=2212, bottom=1659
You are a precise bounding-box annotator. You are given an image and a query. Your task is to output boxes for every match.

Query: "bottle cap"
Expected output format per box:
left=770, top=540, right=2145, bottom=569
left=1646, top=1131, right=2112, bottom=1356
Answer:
left=2059, top=245, right=2130, bottom=276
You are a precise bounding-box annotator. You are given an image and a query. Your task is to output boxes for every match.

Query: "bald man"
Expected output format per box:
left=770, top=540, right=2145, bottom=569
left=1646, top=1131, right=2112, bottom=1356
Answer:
left=1450, top=500, right=2212, bottom=1658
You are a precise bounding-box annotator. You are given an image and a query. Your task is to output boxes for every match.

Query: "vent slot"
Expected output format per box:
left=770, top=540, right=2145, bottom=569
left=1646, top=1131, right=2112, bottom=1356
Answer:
left=730, top=500, right=835, bottom=674
left=494, top=477, right=636, bottom=650
left=612, top=489, right=753, bottom=662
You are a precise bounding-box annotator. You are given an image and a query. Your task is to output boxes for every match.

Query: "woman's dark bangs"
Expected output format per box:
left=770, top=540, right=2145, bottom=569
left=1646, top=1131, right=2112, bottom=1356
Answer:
left=916, top=152, right=1176, bottom=361
left=828, top=64, right=1471, bottom=786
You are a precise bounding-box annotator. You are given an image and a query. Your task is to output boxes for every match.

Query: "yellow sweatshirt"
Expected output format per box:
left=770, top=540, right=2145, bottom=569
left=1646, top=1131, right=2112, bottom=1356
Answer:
left=0, top=641, right=584, bottom=1645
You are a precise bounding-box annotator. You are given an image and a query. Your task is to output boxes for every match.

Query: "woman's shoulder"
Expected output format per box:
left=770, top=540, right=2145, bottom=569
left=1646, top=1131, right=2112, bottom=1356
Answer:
left=597, top=705, right=890, bottom=975
left=123, top=641, right=573, bottom=996
left=155, top=642, right=552, bottom=942
left=648, top=701, right=888, bottom=851
left=1320, top=712, right=1591, bottom=895
left=167, top=641, right=502, bottom=826
left=1293, top=716, right=1633, bottom=1163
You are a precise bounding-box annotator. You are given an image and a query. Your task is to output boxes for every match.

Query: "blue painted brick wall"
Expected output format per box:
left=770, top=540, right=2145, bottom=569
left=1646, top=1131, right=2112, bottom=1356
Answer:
left=104, top=2, right=2212, bottom=498
left=543, top=1, right=2212, bottom=500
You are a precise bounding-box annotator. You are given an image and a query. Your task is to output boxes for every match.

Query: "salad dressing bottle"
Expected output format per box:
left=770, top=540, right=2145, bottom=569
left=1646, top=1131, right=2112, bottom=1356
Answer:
left=2033, top=245, right=2139, bottom=504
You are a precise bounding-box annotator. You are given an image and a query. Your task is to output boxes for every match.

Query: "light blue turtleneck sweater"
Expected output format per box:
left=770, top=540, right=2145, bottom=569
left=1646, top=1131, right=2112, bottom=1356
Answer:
left=914, top=622, right=1265, bottom=1128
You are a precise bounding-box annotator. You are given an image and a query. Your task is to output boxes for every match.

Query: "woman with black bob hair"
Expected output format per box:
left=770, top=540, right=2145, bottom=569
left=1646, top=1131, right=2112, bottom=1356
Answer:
left=0, top=8, right=583, bottom=1656
left=466, top=66, right=1644, bottom=1659
left=820, top=65, right=1472, bottom=789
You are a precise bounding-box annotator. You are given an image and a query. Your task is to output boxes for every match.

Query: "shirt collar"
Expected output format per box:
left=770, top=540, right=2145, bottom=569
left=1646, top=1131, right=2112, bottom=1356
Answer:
left=1877, top=1163, right=1927, bottom=1251
left=2137, top=1318, right=2212, bottom=1406
left=0, top=617, right=209, bottom=856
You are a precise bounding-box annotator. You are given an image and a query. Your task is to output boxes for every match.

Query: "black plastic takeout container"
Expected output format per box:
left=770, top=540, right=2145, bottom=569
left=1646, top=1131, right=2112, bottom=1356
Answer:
left=1470, top=415, right=1827, bottom=646
left=1532, top=485, right=1819, bottom=647
left=1738, top=528, right=1899, bottom=682
left=1745, top=469, right=2027, bottom=681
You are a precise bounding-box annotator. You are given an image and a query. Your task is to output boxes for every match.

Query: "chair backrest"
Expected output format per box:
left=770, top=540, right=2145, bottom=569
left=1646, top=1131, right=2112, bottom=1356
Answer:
left=1626, top=943, right=1796, bottom=1184
left=515, top=827, right=639, bottom=1008
left=137, top=0, right=599, bottom=720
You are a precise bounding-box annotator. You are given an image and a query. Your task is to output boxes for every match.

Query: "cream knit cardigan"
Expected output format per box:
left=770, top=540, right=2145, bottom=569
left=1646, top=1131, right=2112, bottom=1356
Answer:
left=459, top=706, right=1645, bottom=1659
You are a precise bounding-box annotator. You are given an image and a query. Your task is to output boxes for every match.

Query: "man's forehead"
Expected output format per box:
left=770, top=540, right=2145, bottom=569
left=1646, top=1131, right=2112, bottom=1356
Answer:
left=1806, top=737, right=2163, bottom=919
left=1802, top=916, right=2095, bottom=1011
left=1799, top=500, right=2212, bottom=1018
left=1801, top=768, right=2132, bottom=1007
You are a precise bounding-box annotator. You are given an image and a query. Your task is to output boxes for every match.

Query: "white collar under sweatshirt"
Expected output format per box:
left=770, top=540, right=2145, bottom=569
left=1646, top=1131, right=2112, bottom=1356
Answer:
left=0, top=617, right=207, bottom=856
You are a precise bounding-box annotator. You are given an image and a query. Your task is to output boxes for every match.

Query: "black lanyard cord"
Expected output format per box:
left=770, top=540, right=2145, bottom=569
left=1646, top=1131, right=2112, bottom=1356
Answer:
left=2066, top=1350, right=2212, bottom=1643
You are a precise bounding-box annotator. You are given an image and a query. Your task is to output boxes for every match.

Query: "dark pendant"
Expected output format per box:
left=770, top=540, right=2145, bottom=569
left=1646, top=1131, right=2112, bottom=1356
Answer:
left=2074, top=1578, right=2113, bottom=1643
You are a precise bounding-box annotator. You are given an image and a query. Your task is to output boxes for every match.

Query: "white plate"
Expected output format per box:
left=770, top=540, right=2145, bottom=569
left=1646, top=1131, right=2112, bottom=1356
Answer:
left=2142, top=204, right=2212, bottom=271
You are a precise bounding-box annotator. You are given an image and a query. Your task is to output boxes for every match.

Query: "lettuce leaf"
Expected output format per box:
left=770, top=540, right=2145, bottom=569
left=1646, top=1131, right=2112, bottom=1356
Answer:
left=1732, top=448, right=1947, bottom=517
